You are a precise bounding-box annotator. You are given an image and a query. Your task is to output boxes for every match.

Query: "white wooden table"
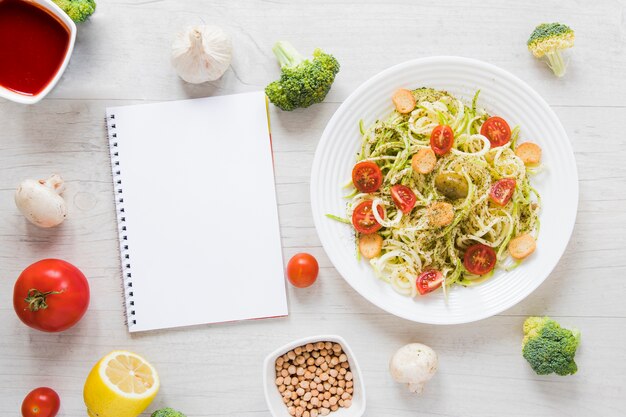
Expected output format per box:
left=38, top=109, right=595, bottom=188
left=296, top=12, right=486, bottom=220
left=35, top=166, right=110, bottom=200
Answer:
left=1, top=1, right=625, bottom=416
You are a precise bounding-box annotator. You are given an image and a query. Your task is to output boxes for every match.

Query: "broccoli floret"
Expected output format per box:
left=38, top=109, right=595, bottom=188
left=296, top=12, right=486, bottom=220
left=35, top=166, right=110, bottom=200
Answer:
left=522, top=316, right=581, bottom=376
left=527, top=23, right=575, bottom=77
left=151, top=408, right=186, bottom=417
left=265, top=41, right=340, bottom=111
left=53, top=0, right=96, bottom=23
left=412, top=87, right=450, bottom=104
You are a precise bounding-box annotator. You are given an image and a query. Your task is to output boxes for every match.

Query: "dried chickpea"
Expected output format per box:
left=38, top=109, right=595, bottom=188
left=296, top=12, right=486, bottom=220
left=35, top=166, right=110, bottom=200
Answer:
left=276, top=341, right=355, bottom=417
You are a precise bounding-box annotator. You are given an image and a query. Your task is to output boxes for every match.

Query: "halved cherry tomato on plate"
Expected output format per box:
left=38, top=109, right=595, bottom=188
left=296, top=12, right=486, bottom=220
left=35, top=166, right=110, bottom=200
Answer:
left=430, top=125, right=454, bottom=155
left=287, top=253, right=319, bottom=288
left=490, top=178, right=516, bottom=206
left=416, top=269, right=444, bottom=295
left=352, top=161, right=383, bottom=193
left=463, top=243, right=497, bottom=275
left=352, top=200, right=384, bottom=234
left=22, top=387, right=60, bottom=417
left=390, top=184, right=416, bottom=214
left=481, top=116, right=511, bottom=148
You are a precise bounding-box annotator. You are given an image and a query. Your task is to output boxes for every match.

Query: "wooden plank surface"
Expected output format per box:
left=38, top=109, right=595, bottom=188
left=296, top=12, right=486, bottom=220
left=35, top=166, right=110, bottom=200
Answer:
left=1, top=0, right=625, bottom=416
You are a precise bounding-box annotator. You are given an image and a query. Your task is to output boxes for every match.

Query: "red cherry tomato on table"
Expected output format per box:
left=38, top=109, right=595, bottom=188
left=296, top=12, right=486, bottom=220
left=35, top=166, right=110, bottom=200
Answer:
left=430, top=125, right=454, bottom=155
left=463, top=243, right=497, bottom=275
left=13, top=259, right=90, bottom=332
left=352, top=161, right=383, bottom=193
left=390, top=184, right=416, bottom=214
left=416, top=269, right=444, bottom=295
left=480, top=116, right=511, bottom=148
left=352, top=200, right=384, bottom=234
left=287, top=253, right=319, bottom=288
left=21, top=387, right=60, bottom=417
left=490, top=178, right=516, bottom=206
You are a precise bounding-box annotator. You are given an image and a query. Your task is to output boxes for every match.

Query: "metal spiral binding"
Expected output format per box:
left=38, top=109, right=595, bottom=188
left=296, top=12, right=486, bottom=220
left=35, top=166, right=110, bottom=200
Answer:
left=106, top=113, right=136, bottom=328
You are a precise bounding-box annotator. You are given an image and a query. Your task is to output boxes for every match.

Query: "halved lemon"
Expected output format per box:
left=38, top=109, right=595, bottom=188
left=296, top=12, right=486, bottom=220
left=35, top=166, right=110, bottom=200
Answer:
left=83, top=350, right=159, bottom=417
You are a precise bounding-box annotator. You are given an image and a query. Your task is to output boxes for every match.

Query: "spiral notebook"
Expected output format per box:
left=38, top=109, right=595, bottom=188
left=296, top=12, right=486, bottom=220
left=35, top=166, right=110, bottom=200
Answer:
left=105, top=91, right=288, bottom=332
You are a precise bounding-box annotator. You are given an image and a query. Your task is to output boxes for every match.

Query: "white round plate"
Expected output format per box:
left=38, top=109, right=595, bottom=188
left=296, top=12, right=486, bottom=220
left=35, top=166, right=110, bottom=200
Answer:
left=311, top=56, right=578, bottom=324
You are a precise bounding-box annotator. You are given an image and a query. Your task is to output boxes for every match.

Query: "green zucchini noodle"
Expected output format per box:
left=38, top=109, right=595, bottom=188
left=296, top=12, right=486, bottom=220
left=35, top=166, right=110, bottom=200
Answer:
left=336, top=88, right=541, bottom=298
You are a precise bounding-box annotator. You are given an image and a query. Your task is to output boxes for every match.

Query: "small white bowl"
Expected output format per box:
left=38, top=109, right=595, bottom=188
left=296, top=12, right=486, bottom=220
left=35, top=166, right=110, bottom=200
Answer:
left=263, top=335, right=366, bottom=417
left=0, top=0, right=76, bottom=104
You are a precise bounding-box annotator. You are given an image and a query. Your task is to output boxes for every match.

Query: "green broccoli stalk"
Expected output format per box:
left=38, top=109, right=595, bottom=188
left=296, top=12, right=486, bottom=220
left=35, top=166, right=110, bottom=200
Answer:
left=527, top=23, right=575, bottom=77
left=151, top=408, right=186, bottom=417
left=522, top=316, right=581, bottom=376
left=265, top=41, right=340, bottom=111
left=52, top=0, right=96, bottom=23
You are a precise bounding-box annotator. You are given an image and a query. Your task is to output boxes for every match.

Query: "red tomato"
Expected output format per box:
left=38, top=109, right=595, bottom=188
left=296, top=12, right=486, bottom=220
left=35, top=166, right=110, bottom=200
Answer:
left=430, top=125, right=454, bottom=155
left=463, top=244, right=497, bottom=275
left=390, top=184, right=417, bottom=214
left=481, top=116, right=511, bottom=147
left=352, top=200, right=384, bottom=234
left=287, top=253, right=319, bottom=288
left=21, top=387, right=60, bottom=417
left=416, top=269, right=444, bottom=295
left=13, top=259, right=90, bottom=332
left=490, top=178, right=516, bottom=206
left=352, top=161, right=383, bottom=193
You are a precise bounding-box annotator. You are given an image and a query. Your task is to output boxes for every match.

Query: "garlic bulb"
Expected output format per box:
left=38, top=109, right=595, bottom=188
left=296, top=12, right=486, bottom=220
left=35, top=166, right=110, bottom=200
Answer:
left=171, top=25, right=232, bottom=83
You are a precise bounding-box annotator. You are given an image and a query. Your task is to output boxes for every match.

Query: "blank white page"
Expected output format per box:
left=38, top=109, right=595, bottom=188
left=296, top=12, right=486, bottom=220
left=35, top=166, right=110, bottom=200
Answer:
left=106, top=91, right=287, bottom=332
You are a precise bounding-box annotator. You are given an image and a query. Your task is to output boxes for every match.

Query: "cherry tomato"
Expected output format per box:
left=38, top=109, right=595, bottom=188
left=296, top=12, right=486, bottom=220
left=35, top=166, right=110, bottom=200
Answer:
left=430, top=125, right=454, bottom=155
left=490, top=178, right=516, bottom=206
left=352, top=161, right=383, bottom=193
left=416, top=269, right=444, bottom=295
left=352, top=200, right=384, bottom=234
left=287, top=253, right=319, bottom=288
left=390, top=184, right=417, bottom=214
left=21, top=387, right=60, bottom=417
left=481, top=116, right=511, bottom=148
left=13, top=259, right=90, bottom=332
left=463, top=243, right=497, bottom=275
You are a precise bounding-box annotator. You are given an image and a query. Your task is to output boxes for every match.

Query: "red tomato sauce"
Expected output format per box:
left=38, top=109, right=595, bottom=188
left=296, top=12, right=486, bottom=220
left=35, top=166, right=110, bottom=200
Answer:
left=0, top=0, right=70, bottom=96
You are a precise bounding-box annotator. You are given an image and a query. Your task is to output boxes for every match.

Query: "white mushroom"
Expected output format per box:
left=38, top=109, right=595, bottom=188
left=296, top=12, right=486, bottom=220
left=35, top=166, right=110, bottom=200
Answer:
left=15, top=174, right=67, bottom=228
left=389, top=343, right=438, bottom=394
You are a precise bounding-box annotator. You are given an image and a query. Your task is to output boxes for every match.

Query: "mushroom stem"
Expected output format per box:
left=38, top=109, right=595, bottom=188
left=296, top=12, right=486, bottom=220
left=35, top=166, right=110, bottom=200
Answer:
left=40, top=174, right=66, bottom=194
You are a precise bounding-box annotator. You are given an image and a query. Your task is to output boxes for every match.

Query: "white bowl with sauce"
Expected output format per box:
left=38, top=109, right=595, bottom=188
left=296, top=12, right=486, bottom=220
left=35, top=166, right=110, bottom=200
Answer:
left=263, top=335, right=366, bottom=417
left=0, top=0, right=76, bottom=104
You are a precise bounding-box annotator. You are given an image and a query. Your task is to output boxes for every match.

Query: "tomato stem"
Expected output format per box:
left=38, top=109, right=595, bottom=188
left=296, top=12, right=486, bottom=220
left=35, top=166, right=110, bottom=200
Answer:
left=24, top=288, right=62, bottom=311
